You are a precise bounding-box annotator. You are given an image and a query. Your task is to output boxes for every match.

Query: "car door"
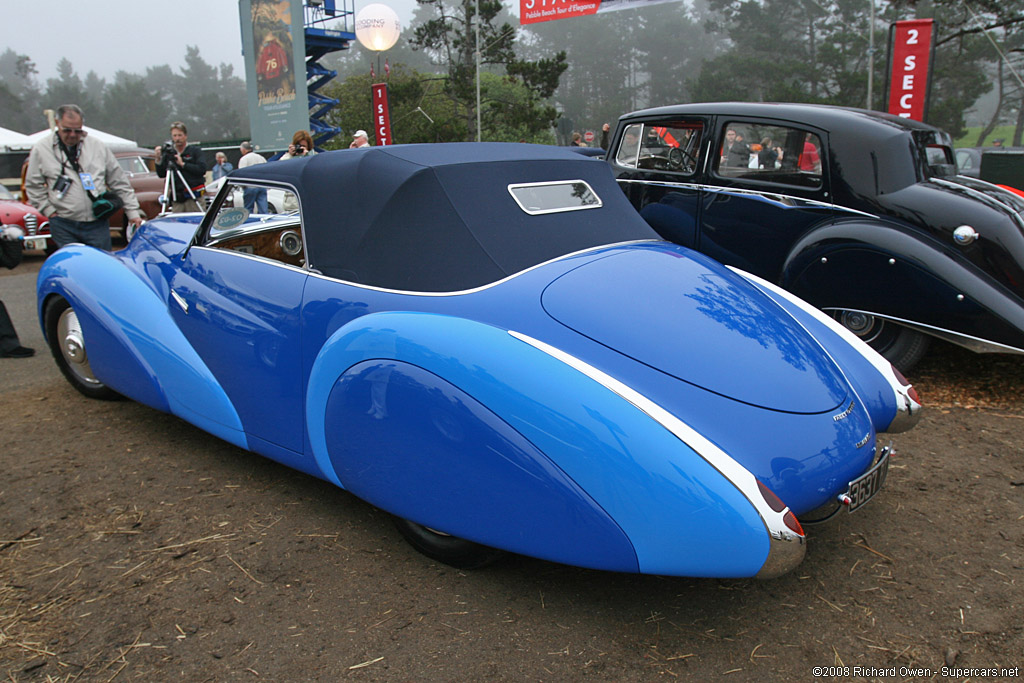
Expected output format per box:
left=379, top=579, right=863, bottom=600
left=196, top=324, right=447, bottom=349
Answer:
left=610, top=117, right=710, bottom=251
left=699, top=118, right=833, bottom=280
left=168, top=183, right=308, bottom=455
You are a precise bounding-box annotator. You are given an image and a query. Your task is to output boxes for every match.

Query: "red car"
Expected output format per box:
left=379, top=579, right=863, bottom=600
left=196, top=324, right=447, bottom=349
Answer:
left=0, top=183, right=51, bottom=252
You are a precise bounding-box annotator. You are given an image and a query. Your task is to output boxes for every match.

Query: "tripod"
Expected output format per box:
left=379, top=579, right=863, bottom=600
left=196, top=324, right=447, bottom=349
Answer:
left=160, top=163, right=200, bottom=213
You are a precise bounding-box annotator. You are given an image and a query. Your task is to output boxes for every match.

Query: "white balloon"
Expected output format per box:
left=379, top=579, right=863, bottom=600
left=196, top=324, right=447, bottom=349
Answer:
left=355, top=4, right=402, bottom=52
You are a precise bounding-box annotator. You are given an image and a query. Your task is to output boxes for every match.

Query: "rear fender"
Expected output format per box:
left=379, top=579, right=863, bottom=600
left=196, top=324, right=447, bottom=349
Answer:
left=782, top=222, right=1024, bottom=351
left=36, top=247, right=246, bottom=448
left=730, top=267, right=921, bottom=434
left=307, top=311, right=794, bottom=577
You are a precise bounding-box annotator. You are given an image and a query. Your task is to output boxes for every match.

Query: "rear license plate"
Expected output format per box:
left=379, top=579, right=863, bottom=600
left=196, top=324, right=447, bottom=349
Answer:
left=24, top=236, right=48, bottom=251
left=844, top=447, right=890, bottom=512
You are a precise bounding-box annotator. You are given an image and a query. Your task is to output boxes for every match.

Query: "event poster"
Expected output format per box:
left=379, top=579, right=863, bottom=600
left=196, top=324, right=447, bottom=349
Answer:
left=520, top=0, right=681, bottom=26
left=240, top=0, right=309, bottom=150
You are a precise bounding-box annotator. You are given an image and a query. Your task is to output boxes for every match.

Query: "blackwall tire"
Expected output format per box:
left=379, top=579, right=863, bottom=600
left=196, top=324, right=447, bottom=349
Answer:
left=392, top=517, right=505, bottom=570
left=45, top=296, right=120, bottom=400
left=834, top=310, right=931, bottom=372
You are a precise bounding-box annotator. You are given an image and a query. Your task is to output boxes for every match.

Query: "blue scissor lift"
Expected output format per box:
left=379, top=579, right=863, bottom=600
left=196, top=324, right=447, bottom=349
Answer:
left=304, top=0, right=356, bottom=150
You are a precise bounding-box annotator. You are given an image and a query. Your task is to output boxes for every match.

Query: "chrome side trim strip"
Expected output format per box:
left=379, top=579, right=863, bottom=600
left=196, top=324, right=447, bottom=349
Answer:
left=615, top=178, right=879, bottom=219
left=507, top=330, right=805, bottom=578
left=190, top=245, right=309, bottom=275
left=302, top=239, right=663, bottom=297
left=821, top=306, right=1024, bottom=356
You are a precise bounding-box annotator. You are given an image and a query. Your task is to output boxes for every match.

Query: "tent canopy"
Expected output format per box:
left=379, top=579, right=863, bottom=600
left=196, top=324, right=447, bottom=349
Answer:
left=0, top=126, right=33, bottom=150
left=9, top=125, right=138, bottom=150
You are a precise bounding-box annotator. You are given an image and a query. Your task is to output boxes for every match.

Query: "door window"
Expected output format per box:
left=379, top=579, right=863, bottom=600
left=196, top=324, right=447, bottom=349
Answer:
left=715, top=122, right=823, bottom=189
left=615, top=122, right=704, bottom=175
left=201, top=181, right=305, bottom=269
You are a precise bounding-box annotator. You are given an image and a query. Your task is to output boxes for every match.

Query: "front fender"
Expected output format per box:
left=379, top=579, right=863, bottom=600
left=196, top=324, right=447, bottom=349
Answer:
left=782, top=221, right=1024, bottom=351
left=306, top=311, right=786, bottom=577
left=36, top=247, right=246, bottom=448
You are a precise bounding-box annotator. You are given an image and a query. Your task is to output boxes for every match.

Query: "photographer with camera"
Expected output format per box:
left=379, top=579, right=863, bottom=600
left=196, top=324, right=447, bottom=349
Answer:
left=280, top=130, right=316, bottom=161
left=24, top=104, right=143, bottom=250
left=155, top=121, right=206, bottom=213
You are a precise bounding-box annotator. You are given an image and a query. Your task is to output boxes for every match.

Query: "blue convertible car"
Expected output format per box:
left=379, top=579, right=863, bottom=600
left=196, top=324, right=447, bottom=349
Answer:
left=38, top=144, right=920, bottom=578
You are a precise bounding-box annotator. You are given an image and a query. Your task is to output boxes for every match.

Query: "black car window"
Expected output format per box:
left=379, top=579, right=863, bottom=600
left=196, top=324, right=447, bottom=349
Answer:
left=715, top=122, right=823, bottom=189
left=639, top=123, right=704, bottom=174
left=615, top=123, right=643, bottom=167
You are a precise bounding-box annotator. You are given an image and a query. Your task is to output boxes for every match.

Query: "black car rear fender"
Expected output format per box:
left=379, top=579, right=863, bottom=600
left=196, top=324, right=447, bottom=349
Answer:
left=781, top=221, right=1024, bottom=352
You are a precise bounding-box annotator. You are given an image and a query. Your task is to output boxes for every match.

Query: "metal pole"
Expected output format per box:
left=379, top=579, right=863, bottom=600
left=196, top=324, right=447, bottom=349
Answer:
left=475, top=0, right=481, bottom=142
left=867, top=0, right=875, bottom=109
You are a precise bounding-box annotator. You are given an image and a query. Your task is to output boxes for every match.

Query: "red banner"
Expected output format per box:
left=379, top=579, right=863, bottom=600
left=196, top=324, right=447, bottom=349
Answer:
left=520, top=0, right=599, bottom=25
left=887, top=19, right=934, bottom=121
left=372, top=83, right=392, bottom=146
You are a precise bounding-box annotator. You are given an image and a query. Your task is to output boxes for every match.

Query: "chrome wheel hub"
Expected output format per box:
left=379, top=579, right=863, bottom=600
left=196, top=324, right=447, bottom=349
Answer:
left=838, top=310, right=883, bottom=342
left=57, top=308, right=100, bottom=385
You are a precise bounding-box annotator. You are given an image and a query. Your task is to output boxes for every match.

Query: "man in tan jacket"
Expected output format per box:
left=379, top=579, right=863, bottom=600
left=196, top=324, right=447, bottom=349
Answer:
left=25, top=104, right=143, bottom=251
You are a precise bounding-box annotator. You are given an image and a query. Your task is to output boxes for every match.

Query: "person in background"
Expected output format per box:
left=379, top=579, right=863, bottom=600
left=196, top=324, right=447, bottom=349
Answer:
left=571, top=131, right=587, bottom=147
left=350, top=130, right=371, bottom=149
left=798, top=132, right=822, bottom=173
left=238, top=141, right=268, bottom=213
left=25, top=104, right=143, bottom=250
left=599, top=122, right=611, bottom=151
left=155, top=121, right=206, bottom=212
left=211, top=152, right=233, bottom=180
left=281, top=130, right=316, bottom=160
left=0, top=225, right=33, bottom=358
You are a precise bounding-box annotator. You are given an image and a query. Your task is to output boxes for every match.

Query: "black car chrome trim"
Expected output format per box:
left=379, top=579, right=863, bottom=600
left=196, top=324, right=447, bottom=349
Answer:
left=615, top=179, right=878, bottom=218
left=931, top=177, right=1024, bottom=217
left=507, top=330, right=806, bottom=579
left=304, top=240, right=664, bottom=297
left=821, top=306, right=1024, bottom=356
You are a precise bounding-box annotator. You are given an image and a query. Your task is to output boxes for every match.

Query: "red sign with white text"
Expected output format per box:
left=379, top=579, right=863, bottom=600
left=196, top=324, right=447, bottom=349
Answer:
left=888, top=19, right=934, bottom=121
left=372, top=83, right=392, bottom=146
left=520, top=0, right=599, bottom=25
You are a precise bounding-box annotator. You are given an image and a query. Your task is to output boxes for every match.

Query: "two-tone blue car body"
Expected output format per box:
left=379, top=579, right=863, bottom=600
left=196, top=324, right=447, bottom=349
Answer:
left=37, top=143, right=920, bottom=578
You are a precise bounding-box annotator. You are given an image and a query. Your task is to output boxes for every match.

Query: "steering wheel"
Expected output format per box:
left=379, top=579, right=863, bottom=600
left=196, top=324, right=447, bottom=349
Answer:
left=667, top=147, right=697, bottom=171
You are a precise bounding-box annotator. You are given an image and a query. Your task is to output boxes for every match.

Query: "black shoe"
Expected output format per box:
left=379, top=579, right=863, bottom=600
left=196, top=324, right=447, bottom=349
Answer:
left=0, top=346, right=35, bottom=358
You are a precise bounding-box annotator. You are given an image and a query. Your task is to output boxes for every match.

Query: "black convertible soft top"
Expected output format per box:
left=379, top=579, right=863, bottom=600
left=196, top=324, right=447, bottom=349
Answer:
left=231, top=143, right=657, bottom=292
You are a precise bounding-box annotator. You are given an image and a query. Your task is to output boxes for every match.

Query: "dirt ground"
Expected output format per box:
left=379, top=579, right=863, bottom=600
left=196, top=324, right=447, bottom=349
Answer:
left=1, top=254, right=1022, bottom=681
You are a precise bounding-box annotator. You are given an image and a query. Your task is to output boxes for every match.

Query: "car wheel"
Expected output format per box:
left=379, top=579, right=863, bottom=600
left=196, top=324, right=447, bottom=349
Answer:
left=834, top=310, right=931, bottom=372
left=45, top=297, right=120, bottom=400
left=391, top=517, right=505, bottom=569
left=267, top=202, right=278, bottom=214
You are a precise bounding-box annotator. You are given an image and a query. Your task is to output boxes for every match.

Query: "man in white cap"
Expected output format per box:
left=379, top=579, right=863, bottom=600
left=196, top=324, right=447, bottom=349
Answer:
left=349, top=130, right=370, bottom=149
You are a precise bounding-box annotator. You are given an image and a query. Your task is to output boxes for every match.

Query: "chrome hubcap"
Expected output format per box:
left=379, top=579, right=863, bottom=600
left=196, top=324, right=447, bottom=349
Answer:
left=838, top=311, right=883, bottom=343
left=57, top=308, right=101, bottom=385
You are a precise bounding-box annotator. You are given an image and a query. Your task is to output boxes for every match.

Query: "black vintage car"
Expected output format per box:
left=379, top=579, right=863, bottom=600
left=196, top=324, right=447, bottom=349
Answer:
left=608, top=102, right=1024, bottom=370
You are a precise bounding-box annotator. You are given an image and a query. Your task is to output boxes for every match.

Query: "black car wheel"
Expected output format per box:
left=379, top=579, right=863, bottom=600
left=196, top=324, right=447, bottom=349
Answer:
left=834, top=310, right=931, bottom=372
left=392, top=517, right=505, bottom=569
left=45, top=296, right=120, bottom=400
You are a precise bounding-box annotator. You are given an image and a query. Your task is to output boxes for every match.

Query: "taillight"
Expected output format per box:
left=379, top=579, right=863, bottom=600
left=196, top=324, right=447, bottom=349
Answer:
left=890, top=364, right=920, bottom=404
left=757, top=479, right=805, bottom=537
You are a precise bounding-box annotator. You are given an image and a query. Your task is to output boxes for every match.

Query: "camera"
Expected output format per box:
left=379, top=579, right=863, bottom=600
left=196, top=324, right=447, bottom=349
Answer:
left=161, top=141, right=177, bottom=160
